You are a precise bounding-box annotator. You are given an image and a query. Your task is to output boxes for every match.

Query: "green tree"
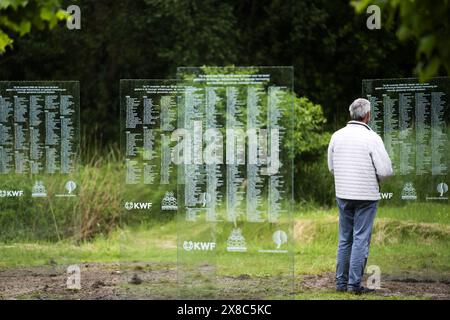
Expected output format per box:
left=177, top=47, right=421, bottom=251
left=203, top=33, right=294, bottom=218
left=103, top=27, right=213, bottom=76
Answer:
left=234, top=0, right=416, bottom=127
left=287, top=96, right=330, bottom=159
left=0, top=0, right=417, bottom=141
left=352, top=0, right=450, bottom=81
left=282, top=95, right=333, bottom=203
left=0, top=0, right=66, bottom=54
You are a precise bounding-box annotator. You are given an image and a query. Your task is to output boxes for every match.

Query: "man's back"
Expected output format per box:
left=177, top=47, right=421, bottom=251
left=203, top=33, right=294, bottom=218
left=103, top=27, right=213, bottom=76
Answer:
left=332, top=99, right=394, bottom=294
left=327, top=121, right=393, bottom=201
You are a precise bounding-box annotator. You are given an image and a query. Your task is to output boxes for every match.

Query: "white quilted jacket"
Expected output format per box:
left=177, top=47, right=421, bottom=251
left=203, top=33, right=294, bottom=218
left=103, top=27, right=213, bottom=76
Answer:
left=327, top=121, right=393, bottom=201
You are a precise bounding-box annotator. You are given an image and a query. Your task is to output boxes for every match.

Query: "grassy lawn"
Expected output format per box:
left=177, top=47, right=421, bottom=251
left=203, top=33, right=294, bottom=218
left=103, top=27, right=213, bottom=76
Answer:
left=0, top=203, right=448, bottom=299
left=1, top=203, right=448, bottom=272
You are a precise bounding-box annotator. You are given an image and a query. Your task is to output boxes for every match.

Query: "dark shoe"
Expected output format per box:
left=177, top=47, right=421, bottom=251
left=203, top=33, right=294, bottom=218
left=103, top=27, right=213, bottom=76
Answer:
left=336, top=287, right=347, bottom=292
left=347, top=286, right=375, bottom=295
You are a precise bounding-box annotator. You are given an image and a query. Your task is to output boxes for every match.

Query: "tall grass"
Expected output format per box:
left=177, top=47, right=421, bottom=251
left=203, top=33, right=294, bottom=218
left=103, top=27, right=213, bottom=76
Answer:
left=0, top=132, right=125, bottom=242
left=75, top=147, right=123, bottom=240
left=294, top=155, right=335, bottom=207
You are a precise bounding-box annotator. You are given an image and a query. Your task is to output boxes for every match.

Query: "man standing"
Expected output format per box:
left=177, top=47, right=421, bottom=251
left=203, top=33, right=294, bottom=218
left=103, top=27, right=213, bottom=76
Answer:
left=327, top=98, right=393, bottom=294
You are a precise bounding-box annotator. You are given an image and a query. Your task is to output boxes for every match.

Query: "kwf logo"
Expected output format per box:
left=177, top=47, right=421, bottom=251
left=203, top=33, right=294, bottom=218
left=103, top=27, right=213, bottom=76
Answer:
left=124, top=202, right=152, bottom=210
left=183, top=241, right=216, bottom=251
left=0, top=190, right=24, bottom=198
left=380, top=192, right=393, bottom=199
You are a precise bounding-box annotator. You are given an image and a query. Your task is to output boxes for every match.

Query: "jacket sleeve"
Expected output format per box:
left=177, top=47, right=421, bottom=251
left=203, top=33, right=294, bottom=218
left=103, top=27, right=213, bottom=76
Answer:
left=370, top=134, right=393, bottom=181
left=327, top=134, right=335, bottom=174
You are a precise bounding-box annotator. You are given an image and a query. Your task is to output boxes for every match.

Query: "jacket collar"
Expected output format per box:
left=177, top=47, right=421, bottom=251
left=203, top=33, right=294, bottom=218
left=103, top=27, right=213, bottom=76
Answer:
left=347, top=120, right=372, bottom=131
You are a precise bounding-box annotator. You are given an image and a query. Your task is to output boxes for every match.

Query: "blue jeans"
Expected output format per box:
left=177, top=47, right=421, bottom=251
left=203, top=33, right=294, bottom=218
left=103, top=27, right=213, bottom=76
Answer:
left=335, top=198, right=378, bottom=290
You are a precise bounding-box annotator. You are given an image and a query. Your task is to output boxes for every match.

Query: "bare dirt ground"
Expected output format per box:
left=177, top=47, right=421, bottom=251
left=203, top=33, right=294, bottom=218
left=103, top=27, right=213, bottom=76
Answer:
left=0, top=263, right=449, bottom=300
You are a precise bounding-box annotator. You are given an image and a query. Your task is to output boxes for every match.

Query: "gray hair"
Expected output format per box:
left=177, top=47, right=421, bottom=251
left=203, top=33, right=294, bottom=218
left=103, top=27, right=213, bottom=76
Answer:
left=349, top=98, right=371, bottom=120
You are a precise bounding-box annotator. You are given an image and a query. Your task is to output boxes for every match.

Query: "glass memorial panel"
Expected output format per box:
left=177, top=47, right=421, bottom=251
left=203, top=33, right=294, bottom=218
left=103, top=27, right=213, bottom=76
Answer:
left=363, top=77, right=449, bottom=279
left=119, top=80, right=181, bottom=298
left=0, top=81, right=81, bottom=279
left=176, top=67, right=295, bottom=299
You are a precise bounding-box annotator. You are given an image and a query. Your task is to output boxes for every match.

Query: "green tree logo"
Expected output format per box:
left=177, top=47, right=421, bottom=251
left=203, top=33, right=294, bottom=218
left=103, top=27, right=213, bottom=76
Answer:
left=437, top=183, right=448, bottom=197
left=272, top=230, right=288, bottom=249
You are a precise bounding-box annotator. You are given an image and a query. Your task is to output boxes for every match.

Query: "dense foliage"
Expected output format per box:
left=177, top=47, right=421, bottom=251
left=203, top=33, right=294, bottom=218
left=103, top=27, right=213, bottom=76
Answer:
left=0, top=0, right=447, bottom=208
left=0, top=0, right=66, bottom=53
left=0, top=0, right=421, bottom=139
left=352, top=0, right=450, bottom=81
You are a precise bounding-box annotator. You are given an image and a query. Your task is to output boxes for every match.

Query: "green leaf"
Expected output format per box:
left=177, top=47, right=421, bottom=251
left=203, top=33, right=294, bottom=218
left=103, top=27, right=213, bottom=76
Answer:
left=0, top=0, right=29, bottom=10
left=396, top=25, right=412, bottom=41
left=56, top=9, right=69, bottom=21
left=40, top=7, right=54, bottom=22
left=0, top=28, right=13, bottom=54
left=418, top=35, right=436, bottom=60
left=418, top=57, right=441, bottom=82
